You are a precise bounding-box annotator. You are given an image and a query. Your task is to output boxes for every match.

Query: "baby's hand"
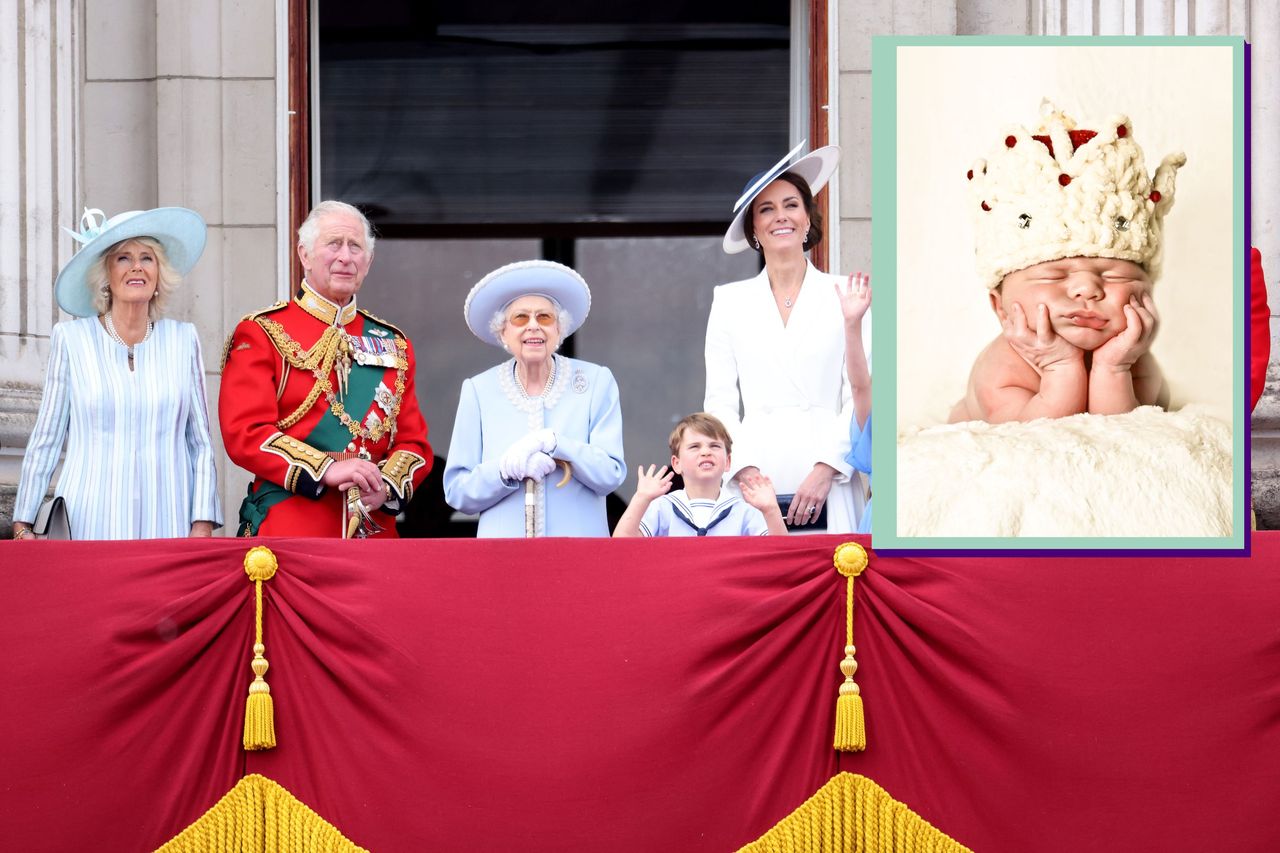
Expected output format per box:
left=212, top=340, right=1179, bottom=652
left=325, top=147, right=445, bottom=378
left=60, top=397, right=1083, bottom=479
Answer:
left=1092, top=293, right=1158, bottom=370
left=634, top=464, right=674, bottom=502
left=738, top=471, right=778, bottom=512
left=835, top=272, right=871, bottom=330
left=1001, top=301, right=1084, bottom=373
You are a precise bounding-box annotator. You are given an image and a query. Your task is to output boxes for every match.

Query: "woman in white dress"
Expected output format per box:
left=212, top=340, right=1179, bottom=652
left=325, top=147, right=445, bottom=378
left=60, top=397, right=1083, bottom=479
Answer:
left=704, top=143, right=871, bottom=533
left=11, top=207, right=223, bottom=540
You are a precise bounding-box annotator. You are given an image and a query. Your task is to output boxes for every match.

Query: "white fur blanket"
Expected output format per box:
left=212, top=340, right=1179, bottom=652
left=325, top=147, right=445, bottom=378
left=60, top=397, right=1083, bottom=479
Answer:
left=896, top=406, right=1233, bottom=538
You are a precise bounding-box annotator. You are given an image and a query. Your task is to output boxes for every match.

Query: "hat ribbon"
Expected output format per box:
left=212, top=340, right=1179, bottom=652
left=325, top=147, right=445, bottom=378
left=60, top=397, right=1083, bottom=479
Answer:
left=61, top=207, right=106, bottom=245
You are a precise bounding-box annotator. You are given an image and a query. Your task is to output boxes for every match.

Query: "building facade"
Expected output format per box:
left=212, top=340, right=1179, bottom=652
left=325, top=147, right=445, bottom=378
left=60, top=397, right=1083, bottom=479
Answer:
left=2, top=0, right=1277, bottom=533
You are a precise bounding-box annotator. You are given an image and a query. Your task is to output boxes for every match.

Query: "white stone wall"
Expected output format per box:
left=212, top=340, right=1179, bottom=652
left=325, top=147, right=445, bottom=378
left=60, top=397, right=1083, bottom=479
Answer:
left=0, top=0, right=77, bottom=525
left=835, top=0, right=1280, bottom=526
left=0, top=0, right=282, bottom=533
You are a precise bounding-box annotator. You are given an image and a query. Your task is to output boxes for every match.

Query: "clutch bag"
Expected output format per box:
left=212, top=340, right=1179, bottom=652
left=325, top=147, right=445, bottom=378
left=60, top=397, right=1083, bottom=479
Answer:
left=776, top=493, right=827, bottom=531
left=33, top=496, right=71, bottom=540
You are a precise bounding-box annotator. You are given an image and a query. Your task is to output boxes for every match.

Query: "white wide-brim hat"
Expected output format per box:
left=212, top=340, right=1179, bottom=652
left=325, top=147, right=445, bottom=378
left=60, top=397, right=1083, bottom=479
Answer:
left=722, top=141, right=841, bottom=254
left=55, top=207, right=208, bottom=317
left=463, top=260, right=592, bottom=348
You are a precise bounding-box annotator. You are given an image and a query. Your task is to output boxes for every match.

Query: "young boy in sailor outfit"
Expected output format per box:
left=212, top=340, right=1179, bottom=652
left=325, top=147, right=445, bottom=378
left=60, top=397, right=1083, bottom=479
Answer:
left=614, top=413, right=787, bottom=537
left=949, top=102, right=1182, bottom=424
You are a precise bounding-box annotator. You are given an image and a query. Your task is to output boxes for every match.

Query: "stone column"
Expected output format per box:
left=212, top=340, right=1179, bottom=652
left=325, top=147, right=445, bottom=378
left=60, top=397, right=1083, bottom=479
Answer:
left=834, top=1, right=960, bottom=277
left=147, top=0, right=283, bottom=527
left=0, top=0, right=77, bottom=528
left=0, top=0, right=282, bottom=536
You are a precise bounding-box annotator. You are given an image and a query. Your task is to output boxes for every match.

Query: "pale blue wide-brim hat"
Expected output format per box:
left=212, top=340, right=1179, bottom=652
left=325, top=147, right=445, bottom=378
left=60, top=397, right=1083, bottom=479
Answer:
left=55, top=206, right=208, bottom=317
left=463, top=260, right=592, bottom=348
left=722, top=140, right=841, bottom=254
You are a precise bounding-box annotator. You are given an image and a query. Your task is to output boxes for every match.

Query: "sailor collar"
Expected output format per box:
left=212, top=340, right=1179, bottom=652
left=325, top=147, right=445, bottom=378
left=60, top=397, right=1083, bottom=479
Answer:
left=297, top=279, right=358, bottom=326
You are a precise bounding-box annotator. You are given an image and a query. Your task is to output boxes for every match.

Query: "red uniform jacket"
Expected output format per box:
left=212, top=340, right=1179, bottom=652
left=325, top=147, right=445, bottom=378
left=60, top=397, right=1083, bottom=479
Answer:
left=220, top=283, right=431, bottom=536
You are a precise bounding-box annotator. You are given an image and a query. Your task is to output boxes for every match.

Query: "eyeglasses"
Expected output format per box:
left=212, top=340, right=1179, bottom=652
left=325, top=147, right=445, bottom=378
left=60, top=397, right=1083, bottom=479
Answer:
left=507, top=311, right=556, bottom=327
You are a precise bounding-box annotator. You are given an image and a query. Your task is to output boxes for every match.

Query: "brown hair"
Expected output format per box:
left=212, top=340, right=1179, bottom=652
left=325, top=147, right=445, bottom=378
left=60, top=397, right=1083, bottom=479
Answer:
left=743, top=170, right=824, bottom=254
left=668, top=412, right=733, bottom=457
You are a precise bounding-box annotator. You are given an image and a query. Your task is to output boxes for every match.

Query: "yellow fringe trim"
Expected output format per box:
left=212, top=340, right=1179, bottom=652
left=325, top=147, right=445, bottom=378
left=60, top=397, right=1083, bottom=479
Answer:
left=244, top=547, right=278, bottom=750
left=154, top=774, right=369, bottom=853
left=833, top=543, right=868, bottom=752
left=736, top=773, right=972, bottom=853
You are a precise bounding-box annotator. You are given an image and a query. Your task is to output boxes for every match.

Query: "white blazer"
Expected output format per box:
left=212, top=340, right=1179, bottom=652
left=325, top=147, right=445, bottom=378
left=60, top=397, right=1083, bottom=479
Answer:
left=704, top=261, right=871, bottom=533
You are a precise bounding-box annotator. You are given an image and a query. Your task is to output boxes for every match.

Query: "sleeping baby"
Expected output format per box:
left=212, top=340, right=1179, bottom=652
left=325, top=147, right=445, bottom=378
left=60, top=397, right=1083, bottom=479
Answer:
left=950, top=101, right=1185, bottom=424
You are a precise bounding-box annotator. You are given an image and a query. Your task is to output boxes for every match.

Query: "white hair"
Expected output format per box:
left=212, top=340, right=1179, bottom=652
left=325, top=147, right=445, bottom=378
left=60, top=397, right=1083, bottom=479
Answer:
left=489, top=296, right=573, bottom=352
left=297, top=200, right=376, bottom=256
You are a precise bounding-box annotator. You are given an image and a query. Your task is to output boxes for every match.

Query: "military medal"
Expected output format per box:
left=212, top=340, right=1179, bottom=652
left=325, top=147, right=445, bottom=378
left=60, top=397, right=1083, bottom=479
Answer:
left=349, top=334, right=399, bottom=368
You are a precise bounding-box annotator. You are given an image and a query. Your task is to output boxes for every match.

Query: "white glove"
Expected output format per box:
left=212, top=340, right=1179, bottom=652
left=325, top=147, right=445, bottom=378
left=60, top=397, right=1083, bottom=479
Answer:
left=499, top=443, right=533, bottom=482
left=525, top=452, right=557, bottom=482
left=531, top=428, right=557, bottom=454
left=499, top=431, right=557, bottom=483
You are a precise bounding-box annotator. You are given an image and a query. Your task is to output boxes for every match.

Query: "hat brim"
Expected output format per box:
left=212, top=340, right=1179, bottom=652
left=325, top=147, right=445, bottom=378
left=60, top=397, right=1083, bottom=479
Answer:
left=722, top=145, right=842, bottom=254
left=464, top=260, right=593, bottom=348
left=55, top=207, right=207, bottom=317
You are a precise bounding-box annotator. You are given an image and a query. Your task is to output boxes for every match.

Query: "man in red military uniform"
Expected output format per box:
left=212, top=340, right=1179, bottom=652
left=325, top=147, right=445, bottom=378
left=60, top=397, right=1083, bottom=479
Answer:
left=220, top=200, right=431, bottom=537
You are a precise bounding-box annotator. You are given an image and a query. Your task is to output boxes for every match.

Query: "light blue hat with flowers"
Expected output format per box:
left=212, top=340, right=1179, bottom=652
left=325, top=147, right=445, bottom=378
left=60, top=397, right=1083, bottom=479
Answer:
left=55, top=206, right=207, bottom=317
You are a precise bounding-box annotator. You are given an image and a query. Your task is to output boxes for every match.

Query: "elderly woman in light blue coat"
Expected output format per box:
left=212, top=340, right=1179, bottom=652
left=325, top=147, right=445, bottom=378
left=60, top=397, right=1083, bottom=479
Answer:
left=443, top=260, right=625, bottom=537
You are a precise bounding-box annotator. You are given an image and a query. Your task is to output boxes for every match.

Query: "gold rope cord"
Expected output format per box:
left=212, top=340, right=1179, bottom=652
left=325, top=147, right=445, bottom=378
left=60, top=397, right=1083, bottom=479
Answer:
left=257, top=321, right=345, bottom=430
left=258, top=318, right=408, bottom=442
left=736, top=773, right=972, bottom=853
left=153, top=774, right=369, bottom=853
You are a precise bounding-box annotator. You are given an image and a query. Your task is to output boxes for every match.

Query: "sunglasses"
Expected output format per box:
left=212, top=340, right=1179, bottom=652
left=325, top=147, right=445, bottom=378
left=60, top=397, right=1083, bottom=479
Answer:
left=508, top=311, right=556, bottom=327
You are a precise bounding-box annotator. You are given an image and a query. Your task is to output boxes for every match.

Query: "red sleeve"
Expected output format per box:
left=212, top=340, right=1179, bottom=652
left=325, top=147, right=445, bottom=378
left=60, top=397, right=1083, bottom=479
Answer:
left=218, top=318, right=331, bottom=496
left=1251, top=248, right=1270, bottom=412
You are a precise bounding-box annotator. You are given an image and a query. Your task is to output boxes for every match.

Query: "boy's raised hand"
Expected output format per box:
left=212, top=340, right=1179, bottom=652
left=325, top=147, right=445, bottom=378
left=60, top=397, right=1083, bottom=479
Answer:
left=738, top=471, right=778, bottom=511
left=739, top=472, right=789, bottom=535
left=999, top=301, right=1084, bottom=373
left=836, top=272, right=872, bottom=331
left=1092, top=292, right=1159, bottom=370
left=634, top=464, right=674, bottom=501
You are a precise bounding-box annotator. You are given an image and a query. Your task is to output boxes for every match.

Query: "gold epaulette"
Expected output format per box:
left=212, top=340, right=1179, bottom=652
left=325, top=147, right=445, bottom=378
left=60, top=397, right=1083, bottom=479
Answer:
left=220, top=301, right=289, bottom=372
left=357, top=307, right=408, bottom=340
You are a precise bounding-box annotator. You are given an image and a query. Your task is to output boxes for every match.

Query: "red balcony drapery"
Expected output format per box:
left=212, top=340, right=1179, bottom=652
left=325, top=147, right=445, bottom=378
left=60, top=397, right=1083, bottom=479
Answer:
left=3, top=535, right=1279, bottom=852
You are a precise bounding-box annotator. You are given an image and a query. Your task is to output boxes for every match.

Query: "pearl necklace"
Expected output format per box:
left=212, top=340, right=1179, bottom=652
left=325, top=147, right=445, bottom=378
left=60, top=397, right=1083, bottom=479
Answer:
left=103, top=313, right=154, bottom=365
left=514, top=355, right=557, bottom=400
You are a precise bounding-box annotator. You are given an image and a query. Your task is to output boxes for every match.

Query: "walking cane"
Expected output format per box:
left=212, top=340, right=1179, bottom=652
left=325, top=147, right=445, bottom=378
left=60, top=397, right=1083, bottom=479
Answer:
left=523, top=461, right=572, bottom=538
left=524, top=479, right=536, bottom=538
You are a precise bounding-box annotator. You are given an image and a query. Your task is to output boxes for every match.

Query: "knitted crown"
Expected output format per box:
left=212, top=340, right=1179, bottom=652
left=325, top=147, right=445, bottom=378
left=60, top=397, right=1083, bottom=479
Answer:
left=969, top=100, right=1186, bottom=290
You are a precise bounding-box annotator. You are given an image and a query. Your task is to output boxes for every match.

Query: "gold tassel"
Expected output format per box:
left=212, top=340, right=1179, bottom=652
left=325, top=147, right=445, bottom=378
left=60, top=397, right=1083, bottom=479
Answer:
left=833, top=542, right=869, bottom=752
left=243, top=546, right=279, bottom=751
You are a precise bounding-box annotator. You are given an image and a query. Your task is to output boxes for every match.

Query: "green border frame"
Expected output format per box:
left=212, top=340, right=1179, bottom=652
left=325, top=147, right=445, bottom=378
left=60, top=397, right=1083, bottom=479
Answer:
left=870, top=36, right=1246, bottom=552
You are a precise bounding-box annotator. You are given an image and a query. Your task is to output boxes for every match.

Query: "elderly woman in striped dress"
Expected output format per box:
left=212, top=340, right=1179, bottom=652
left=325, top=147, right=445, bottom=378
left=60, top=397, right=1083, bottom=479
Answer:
left=11, top=207, right=222, bottom=540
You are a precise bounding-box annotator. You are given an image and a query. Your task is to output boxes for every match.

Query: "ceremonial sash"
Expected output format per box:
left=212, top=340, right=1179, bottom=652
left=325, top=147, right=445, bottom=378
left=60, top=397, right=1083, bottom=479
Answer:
left=236, top=317, right=398, bottom=535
